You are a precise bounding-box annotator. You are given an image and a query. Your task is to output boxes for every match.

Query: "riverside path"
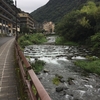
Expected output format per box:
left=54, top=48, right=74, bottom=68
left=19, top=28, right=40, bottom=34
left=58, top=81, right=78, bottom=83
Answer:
left=0, top=37, right=18, bottom=100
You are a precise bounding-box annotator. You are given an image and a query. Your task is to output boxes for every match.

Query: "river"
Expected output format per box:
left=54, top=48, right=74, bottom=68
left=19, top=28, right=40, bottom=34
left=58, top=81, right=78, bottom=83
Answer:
left=24, top=36, right=100, bottom=100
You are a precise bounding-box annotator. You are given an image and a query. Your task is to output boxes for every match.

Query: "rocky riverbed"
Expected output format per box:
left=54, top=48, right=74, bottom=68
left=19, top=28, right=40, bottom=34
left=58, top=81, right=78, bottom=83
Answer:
left=24, top=36, right=100, bottom=100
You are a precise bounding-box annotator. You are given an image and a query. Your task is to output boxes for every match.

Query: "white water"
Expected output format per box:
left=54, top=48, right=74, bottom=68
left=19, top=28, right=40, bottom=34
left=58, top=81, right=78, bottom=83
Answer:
left=24, top=36, right=100, bottom=100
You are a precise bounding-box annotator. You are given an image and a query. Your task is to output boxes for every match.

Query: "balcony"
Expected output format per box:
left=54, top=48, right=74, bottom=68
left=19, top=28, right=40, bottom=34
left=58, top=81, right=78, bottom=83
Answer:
left=0, top=6, right=15, bottom=18
left=0, top=13, right=12, bottom=22
left=1, top=0, right=15, bottom=14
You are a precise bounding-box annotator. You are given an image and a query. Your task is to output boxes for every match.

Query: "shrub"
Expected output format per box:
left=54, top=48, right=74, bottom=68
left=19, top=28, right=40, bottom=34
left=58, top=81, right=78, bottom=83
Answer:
left=74, top=59, right=100, bottom=75
left=55, top=36, right=78, bottom=45
left=31, top=60, right=45, bottom=74
left=52, top=76, right=60, bottom=85
left=18, top=33, right=47, bottom=49
left=90, top=32, right=100, bottom=51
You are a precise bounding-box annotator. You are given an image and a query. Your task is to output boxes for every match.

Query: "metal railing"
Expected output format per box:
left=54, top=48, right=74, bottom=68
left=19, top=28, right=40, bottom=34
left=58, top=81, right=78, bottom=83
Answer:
left=15, top=41, right=51, bottom=100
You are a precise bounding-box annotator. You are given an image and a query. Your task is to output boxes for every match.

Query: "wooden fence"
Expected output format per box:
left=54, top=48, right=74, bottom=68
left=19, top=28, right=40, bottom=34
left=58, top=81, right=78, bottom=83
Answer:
left=15, top=41, right=51, bottom=100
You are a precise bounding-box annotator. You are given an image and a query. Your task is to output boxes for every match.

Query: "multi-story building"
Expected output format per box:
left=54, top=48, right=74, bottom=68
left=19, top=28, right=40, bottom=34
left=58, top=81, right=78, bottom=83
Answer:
left=18, top=12, right=34, bottom=33
left=0, top=0, right=20, bottom=36
left=43, top=21, right=55, bottom=34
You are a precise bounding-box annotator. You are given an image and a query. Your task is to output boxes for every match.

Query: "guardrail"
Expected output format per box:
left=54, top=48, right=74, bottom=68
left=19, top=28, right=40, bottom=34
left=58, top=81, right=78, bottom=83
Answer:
left=15, top=41, right=51, bottom=100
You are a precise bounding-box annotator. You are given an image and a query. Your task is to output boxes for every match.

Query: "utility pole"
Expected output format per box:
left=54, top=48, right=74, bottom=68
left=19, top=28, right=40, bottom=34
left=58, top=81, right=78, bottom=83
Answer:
left=15, top=0, right=18, bottom=41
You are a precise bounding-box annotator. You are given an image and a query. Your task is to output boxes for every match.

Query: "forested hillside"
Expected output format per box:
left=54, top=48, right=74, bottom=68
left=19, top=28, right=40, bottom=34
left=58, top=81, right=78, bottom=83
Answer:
left=56, top=1, right=100, bottom=54
left=31, top=0, right=99, bottom=23
left=30, top=0, right=100, bottom=54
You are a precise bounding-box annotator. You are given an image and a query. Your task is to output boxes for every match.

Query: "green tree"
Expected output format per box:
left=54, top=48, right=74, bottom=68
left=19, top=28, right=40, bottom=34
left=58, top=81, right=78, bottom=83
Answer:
left=56, top=1, right=99, bottom=44
left=94, top=7, right=100, bottom=32
left=91, top=32, right=100, bottom=50
left=80, top=1, right=97, bottom=15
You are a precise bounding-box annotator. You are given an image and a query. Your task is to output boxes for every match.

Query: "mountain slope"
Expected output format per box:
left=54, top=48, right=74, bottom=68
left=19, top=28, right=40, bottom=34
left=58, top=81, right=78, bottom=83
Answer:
left=31, top=0, right=99, bottom=23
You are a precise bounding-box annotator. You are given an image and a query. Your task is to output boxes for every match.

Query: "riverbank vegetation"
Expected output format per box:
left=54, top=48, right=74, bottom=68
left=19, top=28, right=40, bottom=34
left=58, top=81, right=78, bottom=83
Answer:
left=31, top=60, right=45, bottom=74
left=55, top=36, right=78, bottom=46
left=56, top=1, right=100, bottom=55
left=55, top=1, right=100, bottom=75
left=52, top=76, right=60, bottom=85
left=74, top=58, right=100, bottom=75
left=52, top=74, right=63, bottom=85
left=18, top=33, right=47, bottom=48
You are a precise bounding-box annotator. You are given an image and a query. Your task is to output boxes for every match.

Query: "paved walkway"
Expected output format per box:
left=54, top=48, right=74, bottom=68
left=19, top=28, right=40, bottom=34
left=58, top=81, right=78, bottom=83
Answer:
left=0, top=38, right=18, bottom=100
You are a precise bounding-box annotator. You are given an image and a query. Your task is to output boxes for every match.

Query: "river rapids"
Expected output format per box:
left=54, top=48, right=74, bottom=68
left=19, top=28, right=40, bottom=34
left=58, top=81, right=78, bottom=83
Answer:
left=24, top=36, right=100, bottom=100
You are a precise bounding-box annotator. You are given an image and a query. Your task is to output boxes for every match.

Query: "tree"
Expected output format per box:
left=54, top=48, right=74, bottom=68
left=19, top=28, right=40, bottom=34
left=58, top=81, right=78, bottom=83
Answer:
left=94, top=7, right=100, bottom=32
left=56, top=1, right=99, bottom=44
left=80, top=1, right=97, bottom=15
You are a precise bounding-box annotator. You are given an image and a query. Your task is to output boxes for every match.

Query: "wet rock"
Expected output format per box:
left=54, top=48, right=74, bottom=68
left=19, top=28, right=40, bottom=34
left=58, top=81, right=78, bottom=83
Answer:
left=67, top=56, right=72, bottom=60
left=38, top=77, right=42, bottom=80
left=56, top=87, right=63, bottom=92
left=65, top=94, right=74, bottom=100
left=30, top=48, right=33, bottom=51
left=67, top=77, right=75, bottom=85
left=56, top=86, right=68, bottom=92
left=55, top=74, right=63, bottom=79
left=96, top=85, right=100, bottom=88
left=35, top=72, right=41, bottom=75
left=97, top=88, right=100, bottom=93
left=60, top=90, right=67, bottom=96
left=60, top=78, right=65, bottom=83
left=73, top=99, right=79, bottom=100
left=43, top=68, right=49, bottom=73
left=68, top=80, right=75, bottom=85
left=55, top=74, right=65, bottom=83
left=62, top=90, right=67, bottom=95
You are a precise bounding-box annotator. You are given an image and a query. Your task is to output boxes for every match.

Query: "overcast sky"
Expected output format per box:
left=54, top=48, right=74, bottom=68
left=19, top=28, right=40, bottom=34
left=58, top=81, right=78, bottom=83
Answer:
left=15, top=0, right=49, bottom=13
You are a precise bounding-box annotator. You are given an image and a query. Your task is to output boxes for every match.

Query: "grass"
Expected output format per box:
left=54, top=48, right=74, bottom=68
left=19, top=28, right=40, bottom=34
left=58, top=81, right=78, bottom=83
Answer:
left=52, top=74, right=63, bottom=85
left=52, top=76, right=60, bottom=85
left=31, top=60, right=45, bottom=74
left=74, top=58, right=100, bottom=75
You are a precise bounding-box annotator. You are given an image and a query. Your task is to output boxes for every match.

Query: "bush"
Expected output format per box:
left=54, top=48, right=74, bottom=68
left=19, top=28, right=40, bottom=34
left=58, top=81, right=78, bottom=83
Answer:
left=30, top=33, right=47, bottom=44
left=31, top=60, right=45, bottom=74
left=18, top=35, right=33, bottom=48
left=90, top=32, right=100, bottom=51
left=55, top=36, right=65, bottom=45
left=52, top=76, right=60, bottom=85
left=55, top=36, right=78, bottom=45
left=21, top=40, right=32, bottom=48
left=18, top=33, right=47, bottom=48
left=74, top=59, right=100, bottom=75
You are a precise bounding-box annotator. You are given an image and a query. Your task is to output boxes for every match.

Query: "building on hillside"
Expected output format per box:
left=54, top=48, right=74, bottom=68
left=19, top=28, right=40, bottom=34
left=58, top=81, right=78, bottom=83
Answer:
left=18, top=12, right=34, bottom=33
left=0, top=0, right=20, bottom=36
left=43, top=21, right=55, bottom=34
left=33, top=22, right=43, bottom=32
